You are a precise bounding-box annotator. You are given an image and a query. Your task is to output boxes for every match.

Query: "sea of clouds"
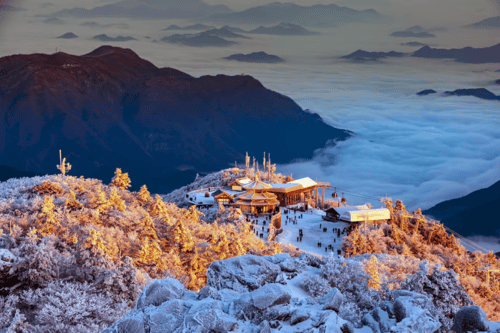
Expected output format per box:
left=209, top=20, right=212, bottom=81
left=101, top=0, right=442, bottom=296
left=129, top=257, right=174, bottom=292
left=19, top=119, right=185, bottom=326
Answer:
left=1, top=0, right=499, bottom=214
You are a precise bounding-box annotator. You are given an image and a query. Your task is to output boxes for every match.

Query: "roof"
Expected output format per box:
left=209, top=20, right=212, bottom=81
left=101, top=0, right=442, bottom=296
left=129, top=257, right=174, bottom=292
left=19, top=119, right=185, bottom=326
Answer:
left=229, top=177, right=252, bottom=186
left=268, top=183, right=303, bottom=193
left=340, top=208, right=391, bottom=222
left=214, top=191, right=233, bottom=199
left=242, top=174, right=273, bottom=190
left=238, top=190, right=277, bottom=201
left=327, top=205, right=371, bottom=215
left=287, top=177, right=317, bottom=188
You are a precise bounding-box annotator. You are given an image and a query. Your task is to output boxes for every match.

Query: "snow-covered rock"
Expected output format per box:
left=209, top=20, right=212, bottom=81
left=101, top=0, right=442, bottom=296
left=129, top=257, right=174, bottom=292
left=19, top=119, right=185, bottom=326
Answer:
left=290, top=308, right=310, bottom=325
left=393, top=292, right=436, bottom=322
left=207, top=254, right=282, bottom=292
left=451, top=305, right=489, bottom=333
left=197, top=286, right=222, bottom=300
left=105, top=253, right=476, bottom=333
left=322, top=288, right=344, bottom=312
left=135, top=278, right=185, bottom=310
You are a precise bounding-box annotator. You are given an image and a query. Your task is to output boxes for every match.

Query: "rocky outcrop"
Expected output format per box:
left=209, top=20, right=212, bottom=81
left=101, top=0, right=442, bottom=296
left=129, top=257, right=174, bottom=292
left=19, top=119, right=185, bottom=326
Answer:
left=106, top=253, right=488, bottom=333
left=206, top=254, right=282, bottom=292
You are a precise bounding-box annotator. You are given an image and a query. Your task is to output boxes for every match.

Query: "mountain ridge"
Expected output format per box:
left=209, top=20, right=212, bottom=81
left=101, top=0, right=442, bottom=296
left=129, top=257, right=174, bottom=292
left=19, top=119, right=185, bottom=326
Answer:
left=0, top=46, right=351, bottom=193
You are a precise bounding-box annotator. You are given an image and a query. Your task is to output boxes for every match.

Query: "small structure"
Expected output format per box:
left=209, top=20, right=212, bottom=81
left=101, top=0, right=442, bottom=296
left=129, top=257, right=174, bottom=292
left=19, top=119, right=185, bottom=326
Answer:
left=323, top=206, right=390, bottom=223
left=213, top=190, right=234, bottom=205
left=228, top=177, right=252, bottom=191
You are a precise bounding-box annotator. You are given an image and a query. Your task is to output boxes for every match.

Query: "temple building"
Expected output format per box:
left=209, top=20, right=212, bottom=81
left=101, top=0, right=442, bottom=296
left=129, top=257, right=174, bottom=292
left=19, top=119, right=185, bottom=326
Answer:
left=232, top=174, right=280, bottom=214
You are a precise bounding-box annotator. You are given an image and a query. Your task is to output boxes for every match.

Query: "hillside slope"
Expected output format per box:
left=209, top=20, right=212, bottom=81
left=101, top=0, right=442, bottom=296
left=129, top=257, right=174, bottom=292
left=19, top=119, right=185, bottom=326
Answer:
left=0, top=45, right=350, bottom=193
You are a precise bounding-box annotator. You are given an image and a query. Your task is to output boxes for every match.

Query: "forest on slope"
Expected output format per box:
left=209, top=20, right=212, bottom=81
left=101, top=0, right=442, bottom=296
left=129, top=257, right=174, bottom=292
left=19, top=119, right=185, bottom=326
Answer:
left=342, top=199, right=500, bottom=323
left=0, top=168, right=297, bottom=332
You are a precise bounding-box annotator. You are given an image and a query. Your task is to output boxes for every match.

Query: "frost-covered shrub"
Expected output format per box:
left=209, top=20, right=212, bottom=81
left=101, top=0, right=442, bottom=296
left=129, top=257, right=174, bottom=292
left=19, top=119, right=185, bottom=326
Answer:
left=300, top=273, right=332, bottom=297
left=399, top=261, right=472, bottom=331
left=0, top=295, right=19, bottom=329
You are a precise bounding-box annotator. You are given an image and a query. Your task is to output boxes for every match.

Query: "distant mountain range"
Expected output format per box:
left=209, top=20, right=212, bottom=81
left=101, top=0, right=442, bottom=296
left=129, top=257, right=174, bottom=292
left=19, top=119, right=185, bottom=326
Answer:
left=163, top=24, right=214, bottom=31
left=0, top=46, right=350, bottom=193
left=424, top=179, right=500, bottom=236
left=161, top=32, right=238, bottom=46
left=247, top=22, right=320, bottom=36
left=208, top=2, right=380, bottom=28
left=201, top=28, right=250, bottom=39
left=340, top=50, right=406, bottom=62
left=416, top=88, right=500, bottom=101
left=47, top=0, right=232, bottom=19
left=341, top=43, right=500, bottom=64
left=93, top=34, right=137, bottom=42
left=58, top=32, right=79, bottom=39
left=80, top=21, right=129, bottom=29
left=465, top=16, right=500, bottom=28
left=390, top=26, right=437, bottom=38
left=43, top=17, right=66, bottom=25
left=224, top=51, right=285, bottom=63
left=401, top=41, right=428, bottom=47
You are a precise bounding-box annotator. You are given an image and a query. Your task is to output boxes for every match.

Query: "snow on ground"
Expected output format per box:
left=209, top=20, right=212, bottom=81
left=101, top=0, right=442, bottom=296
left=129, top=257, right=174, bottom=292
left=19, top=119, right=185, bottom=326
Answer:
left=275, top=208, right=351, bottom=258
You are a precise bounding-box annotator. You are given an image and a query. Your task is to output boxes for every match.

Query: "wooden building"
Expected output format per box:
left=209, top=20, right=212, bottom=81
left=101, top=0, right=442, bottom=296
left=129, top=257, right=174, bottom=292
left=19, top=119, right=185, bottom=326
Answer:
left=228, top=177, right=252, bottom=191
left=233, top=190, right=280, bottom=214
left=268, top=177, right=319, bottom=206
left=213, top=191, right=234, bottom=205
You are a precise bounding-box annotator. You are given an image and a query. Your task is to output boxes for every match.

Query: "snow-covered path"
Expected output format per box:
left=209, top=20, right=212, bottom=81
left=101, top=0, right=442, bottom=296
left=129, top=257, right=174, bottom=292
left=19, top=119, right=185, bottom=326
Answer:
left=275, top=209, right=351, bottom=258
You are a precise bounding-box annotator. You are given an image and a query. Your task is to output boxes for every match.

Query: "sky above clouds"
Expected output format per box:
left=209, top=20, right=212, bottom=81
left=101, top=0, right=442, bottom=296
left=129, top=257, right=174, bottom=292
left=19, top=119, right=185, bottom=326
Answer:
left=0, top=0, right=499, bottom=213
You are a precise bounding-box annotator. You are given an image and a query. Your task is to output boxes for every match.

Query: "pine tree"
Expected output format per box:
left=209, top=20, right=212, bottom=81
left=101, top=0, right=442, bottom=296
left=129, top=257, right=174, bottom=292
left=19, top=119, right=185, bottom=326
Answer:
left=89, top=187, right=111, bottom=213
left=139, top=214, right=158, bottom=240
left=172, top=220, right=195, bottom=253
left=151, top=194, right=168, bottom=217
left=365, top=255, right=381, bottom=290
left=38, top=196, right=60, bottom=235
left=110, top=168, right=131, bottom=190
left=109, top=187, right=126, bottom=212
left=136, top=185, right=153, bottom=204
left=65, top=190, right=82, bottom=211
left=401, top=242, right=412, bottom=256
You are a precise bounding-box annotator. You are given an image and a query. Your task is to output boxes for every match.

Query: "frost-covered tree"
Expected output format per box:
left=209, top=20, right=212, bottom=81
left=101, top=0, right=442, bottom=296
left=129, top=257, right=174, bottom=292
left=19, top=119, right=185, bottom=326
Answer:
left=110, top=168, right=131, bottom=190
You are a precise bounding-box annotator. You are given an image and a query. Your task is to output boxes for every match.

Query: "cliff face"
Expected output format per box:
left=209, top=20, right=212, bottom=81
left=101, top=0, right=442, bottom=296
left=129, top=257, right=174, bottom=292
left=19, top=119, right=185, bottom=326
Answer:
left=0, top=46, right=350, bottom=192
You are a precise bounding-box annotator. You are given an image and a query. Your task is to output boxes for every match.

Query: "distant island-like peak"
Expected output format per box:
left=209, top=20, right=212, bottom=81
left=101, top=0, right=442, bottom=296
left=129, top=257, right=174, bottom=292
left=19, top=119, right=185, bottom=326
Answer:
left=224, top=51, right=285, bottom=63
left=57, top=32, right=78, bottom=39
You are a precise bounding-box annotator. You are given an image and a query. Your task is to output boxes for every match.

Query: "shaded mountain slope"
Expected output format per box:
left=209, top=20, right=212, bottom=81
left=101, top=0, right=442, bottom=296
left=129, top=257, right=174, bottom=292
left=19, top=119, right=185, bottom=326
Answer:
left=423, top=180, right=500, bottom=236
left=0, top=46, right=350, bottom=193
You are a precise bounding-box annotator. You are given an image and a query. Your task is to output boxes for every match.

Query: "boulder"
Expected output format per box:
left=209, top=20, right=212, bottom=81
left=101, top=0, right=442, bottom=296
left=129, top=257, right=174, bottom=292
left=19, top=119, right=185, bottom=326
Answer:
left=135, top=278, right=184, bottom=310
left=207, top=254, right=282, bottom=292
left=340, top=321, right=354, bottom=333
left=184, top=298, right=238, bottom=332
left=279, top=258, right=299, bottom=272
left=259, top=320, right=271, bottom=333
left=219, top=289, right=241, bottom=303
left=146, top=299, right=188, bottom=333
left=103, top=310, right=145, bottom=333
left=233, top=284, right=291, bottom=322
left=311, top=311, right=334, bottom=328
left=362, top=313, right=381, bottom=333
left=264, top=253, right=292, bottom=264
left=291, top=308, right=310, bottom=325
left=262, top=304, right=292, bottom=321
left=393, top=294, right=436, bottom=322
left=380, top=301, right=395, bottom=318
left=198, top=286, right=222, bottom=300
left=390, top=307, right=440, bottom=333
left=371, top=307, right=391, bottom=332
left=298, top=253, right=324, bottom=267
left=322, top=288, right=344, bottom=312
left=451, top=306, right=489, bottom=333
